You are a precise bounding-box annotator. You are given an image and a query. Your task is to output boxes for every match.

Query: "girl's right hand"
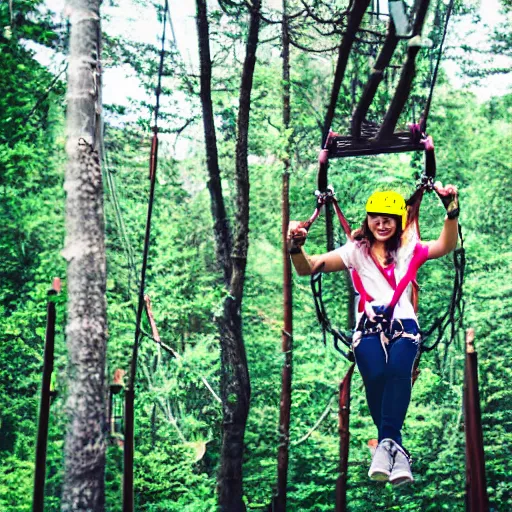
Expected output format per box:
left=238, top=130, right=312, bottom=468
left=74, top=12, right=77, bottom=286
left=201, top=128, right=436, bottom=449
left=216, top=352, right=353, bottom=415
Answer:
left=287, top=221, right=308, bottom=252
left=434, top=182, right=459, bottom=219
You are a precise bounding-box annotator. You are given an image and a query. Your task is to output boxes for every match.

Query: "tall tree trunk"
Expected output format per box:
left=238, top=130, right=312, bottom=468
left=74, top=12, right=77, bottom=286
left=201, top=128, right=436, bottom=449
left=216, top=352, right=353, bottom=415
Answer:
left=218, top=3, right=260, bottom=511
left=196, top=0, right=232, bottom=287
left=195, top=1, right=261, bottom=510
left=61, top=1, right=107, bottom=510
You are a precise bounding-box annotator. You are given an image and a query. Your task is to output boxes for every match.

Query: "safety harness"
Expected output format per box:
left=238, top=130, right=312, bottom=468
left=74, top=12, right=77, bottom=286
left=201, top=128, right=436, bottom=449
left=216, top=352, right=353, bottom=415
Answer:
left=301, top=137, right=465, bottom=362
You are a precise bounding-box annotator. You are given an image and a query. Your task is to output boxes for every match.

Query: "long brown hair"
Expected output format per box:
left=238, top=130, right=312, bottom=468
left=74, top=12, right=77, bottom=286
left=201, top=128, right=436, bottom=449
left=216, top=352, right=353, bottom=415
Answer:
left=352, top=214, right=403, bottom=265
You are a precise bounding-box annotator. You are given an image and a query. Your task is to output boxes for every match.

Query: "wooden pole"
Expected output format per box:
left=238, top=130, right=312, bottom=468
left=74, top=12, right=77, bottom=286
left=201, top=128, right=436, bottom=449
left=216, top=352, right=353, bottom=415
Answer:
left=336, top=363, right=355, bottom=512
left=32, top=278, right=60, bottom=512
left=463, top=328, right=489, bottom=512
left=123, top=128, right=159, bottom=512
left=123, top=0, right=169, bottom=503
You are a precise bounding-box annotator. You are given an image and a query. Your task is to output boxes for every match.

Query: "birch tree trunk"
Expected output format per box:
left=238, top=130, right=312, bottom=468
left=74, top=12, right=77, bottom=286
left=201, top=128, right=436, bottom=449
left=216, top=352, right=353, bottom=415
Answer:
left=61, top=0, right=107, bottom=510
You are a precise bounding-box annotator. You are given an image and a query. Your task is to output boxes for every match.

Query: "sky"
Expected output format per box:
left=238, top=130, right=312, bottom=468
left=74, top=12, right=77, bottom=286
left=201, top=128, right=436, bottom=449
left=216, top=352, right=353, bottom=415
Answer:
left=35, top=0, right=512, bottom=109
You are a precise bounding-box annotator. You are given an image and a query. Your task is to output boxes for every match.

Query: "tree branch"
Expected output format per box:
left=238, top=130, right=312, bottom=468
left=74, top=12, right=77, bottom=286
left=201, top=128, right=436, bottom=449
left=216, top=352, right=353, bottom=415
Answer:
left=300, top=0, right=349, bottom=25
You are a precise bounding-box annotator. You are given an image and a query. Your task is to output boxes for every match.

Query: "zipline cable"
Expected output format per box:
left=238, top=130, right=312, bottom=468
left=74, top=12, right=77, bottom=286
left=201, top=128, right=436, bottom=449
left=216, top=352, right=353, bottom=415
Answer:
left=164, top=1, right=196, bottom=95
left=103, top=149, right=140, bottom=297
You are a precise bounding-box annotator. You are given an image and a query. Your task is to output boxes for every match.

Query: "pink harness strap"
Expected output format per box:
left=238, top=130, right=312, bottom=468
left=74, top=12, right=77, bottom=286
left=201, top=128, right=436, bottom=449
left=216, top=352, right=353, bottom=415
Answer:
left=352, top=243, right=429, bottom=315
left=389, top=243, right=429, bottom=309
left=351, top=269, right=374, bottom=313
left=370, top=253, right=397, bottom=290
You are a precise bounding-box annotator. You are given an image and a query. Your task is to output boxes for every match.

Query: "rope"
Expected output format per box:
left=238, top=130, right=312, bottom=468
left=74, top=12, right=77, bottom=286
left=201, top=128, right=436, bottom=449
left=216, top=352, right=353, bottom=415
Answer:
left=421, top=0, right=456, bottom=132
left=292, top=393, right=338, bottom=446
left=311, top=272, right=354, bottom=361
left=163, top=2, right=196, bottom=96
left=404, top=166, right=466, bottom=354
left=103, top=149, right=140, bottom=299
left=299, top=186, right=355, bottom=361
left=421, top=224, right=465, bottom=352
left=1, top=62, right=68, bottom=146
left=140, top=331, right=222, bottom=404
left=153, top=0, right=169, bottom=130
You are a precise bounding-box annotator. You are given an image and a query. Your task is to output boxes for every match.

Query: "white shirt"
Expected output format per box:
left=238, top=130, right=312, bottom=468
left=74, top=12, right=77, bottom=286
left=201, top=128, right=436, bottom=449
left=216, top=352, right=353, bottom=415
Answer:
left=335, top=229, right=421, bottom=322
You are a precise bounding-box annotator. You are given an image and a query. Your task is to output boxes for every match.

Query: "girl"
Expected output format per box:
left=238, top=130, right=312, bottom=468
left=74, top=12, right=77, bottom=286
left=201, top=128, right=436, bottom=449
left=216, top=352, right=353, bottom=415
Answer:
left=287, top=184, right=459, bottom=486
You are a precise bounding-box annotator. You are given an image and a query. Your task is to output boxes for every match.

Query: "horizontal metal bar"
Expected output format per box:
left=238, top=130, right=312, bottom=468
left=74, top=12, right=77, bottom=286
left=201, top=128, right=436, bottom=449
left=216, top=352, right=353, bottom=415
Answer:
left=326, top=132, right=424, bottom=158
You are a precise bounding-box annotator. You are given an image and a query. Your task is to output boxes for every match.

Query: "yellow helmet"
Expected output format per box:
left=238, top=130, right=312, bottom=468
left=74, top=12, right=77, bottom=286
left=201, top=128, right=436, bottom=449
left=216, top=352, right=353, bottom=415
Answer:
left=366, top=190, right=407, bottom=230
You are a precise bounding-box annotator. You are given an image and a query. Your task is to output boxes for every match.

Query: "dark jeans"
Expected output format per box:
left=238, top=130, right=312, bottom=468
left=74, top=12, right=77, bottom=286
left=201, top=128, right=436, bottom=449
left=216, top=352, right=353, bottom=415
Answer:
left=353, top=319, right=420, bottom=446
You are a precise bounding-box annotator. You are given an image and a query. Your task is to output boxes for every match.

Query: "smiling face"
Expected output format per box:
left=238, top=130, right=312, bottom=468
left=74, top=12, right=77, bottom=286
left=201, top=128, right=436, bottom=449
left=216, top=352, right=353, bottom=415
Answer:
left=367, top=214, right=398, bottom=243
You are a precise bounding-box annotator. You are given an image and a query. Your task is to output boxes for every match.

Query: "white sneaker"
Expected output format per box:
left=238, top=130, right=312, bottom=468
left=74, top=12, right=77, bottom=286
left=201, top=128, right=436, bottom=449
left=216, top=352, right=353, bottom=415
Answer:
left=368, top=439, right=394, bottom=481
left=389, top=441, right=414, bottom=487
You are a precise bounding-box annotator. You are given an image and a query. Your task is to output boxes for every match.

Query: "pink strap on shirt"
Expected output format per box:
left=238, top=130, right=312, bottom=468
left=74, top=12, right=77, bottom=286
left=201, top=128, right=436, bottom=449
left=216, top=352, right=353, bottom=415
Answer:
left=369, top=252, right=397, bottom=290
left=351, top=269, right=374, bottom=312
left=388, top=243, right=429, bottom=309
left=351, top=243, right=429, bottom=315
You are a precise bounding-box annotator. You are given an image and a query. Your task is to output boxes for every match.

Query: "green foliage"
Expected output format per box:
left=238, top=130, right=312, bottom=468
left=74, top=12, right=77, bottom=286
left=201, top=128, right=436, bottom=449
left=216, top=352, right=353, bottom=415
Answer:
left=1, top=2, right=511, bottom=511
